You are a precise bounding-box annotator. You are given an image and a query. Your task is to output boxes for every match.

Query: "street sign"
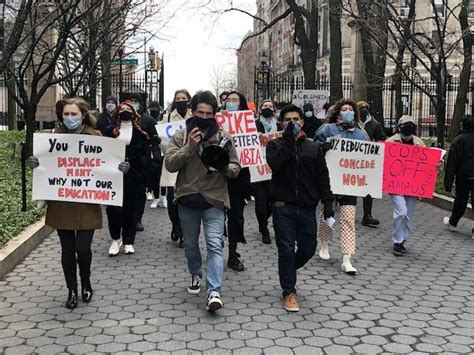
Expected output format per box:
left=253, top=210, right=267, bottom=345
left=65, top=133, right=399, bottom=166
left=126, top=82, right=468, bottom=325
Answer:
left=112, top=58, right=138, bottom=66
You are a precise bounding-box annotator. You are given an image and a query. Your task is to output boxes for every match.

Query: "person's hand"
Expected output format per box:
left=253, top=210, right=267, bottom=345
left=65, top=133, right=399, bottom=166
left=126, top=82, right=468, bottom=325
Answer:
left=118, top=161, right=130, bottom=174
left=437, top=160, right=444, bottom=171
left=283, top=121, right=295, bottom=141
left=188, top=127, right=202, bottom=150
left=220, top=109, right=229, bottom=115
left=113, top=127, right=120, bottom=137
left=323, top=205, right=335, bottom=219
left=27, top=156, right=39, bottom=169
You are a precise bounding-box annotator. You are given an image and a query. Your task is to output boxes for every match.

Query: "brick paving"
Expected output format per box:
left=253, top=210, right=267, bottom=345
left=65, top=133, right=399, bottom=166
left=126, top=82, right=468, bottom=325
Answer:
left=0, top=198, right=473, bottom=354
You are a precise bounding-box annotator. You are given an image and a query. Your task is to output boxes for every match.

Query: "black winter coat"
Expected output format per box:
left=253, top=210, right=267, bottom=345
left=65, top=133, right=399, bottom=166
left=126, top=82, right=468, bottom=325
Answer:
left=97, top=112, right=116, bottom=137
left=266, top=134, right=333, bottom=209
left=444, top=126, right=474, bottom=190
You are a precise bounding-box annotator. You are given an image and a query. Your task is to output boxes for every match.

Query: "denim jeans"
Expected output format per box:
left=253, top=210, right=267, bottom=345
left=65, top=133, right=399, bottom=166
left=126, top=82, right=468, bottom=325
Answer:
left=178, top=204, right=225, bottom=297
left=391, top=195, right=417, bottom=244
left=273, top=204, right=317, bottom=296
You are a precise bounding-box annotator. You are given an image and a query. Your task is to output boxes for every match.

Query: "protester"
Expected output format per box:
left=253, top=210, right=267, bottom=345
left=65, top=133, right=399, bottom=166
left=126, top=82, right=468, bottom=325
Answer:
left=106, top=101, right=160, bottom=256
left=218, top=91, right=229, bottom=111
left=254, top=99, right=283, bottom=244
left=27, top=98, right=129, bottom=309
left=315, top=99, right=369, bottom=274
left=223, top=91, right=253, bottom=271
left=166, top=89, right=193, bottom=123
left=385, top=115, right=426, bottom=255
left=148, top=100, right=163, bottom=123
left=165, top=90, right=240, bottom=311
left=267, top=104, right=334, bottom=312
left=443, top=115, right=474, bottom=232
left=302, top=103, right=323, bottom=138
left=356, top=101, right=385, bottom=227
left=96, top=96, right=118, bottom=137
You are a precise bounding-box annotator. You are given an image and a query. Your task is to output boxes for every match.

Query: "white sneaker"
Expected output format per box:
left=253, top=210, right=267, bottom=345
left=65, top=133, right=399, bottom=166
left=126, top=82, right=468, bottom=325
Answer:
left=443, top=216, right=457, bottom=231
left=319, top=240, right=330, bottom=260
left=124, top=244, right=135, bottom=254
left=146, top=192, right=154, bottom=201
left=158, top=196, right=168, bottom=208
left=341, top=254, right=357, bottom=274
left=150, top=199, right=159, bottom=208
left=109, top=239, right=122, bottom=256
left=206, top=294, right=223, bottom=312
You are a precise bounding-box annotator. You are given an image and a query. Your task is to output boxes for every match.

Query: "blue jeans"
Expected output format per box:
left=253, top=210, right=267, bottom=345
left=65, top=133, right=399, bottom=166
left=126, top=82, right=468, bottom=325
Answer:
left=273, top=204, right=317, bottom=296
left=178, top=204, right=225, bottom=297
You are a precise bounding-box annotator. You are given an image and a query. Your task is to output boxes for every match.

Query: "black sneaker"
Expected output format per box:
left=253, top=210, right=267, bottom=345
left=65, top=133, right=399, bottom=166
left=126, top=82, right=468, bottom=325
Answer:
left=393, top=243, right=404, bottom=256
left=262, top=230, right=271, bottom=244
left=170, top=229, right=179, bottom=242
left=400, top=242, right=407, bottom=253
left=362, top=215, right=380, bottom=227
left=206, top=294, right=223, bottom=312
left=227, top=253, right=244, bottom=272
left=178, top=238, right=184, bottom=249
left=187, top=275, right=201, bottom=294
left=136, top=221, right=144, bottom=232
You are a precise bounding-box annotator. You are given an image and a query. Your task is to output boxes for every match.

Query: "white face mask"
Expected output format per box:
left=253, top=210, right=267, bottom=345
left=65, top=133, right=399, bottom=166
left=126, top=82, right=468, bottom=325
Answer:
left=304, top=111, right=313, bottom=118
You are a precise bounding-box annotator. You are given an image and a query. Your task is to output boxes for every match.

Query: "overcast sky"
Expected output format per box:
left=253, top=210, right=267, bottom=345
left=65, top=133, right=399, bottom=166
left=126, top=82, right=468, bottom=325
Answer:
left=145, top=0, right=256, bottom=106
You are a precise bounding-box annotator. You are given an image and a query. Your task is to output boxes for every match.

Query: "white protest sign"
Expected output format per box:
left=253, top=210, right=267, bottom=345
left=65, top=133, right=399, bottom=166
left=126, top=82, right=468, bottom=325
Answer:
left=155, top=120, right=186, bottom=187
left=292, top=90, right=329, bottom=119
left=249, top=131, right=283, bottom=183
left=32, top=133, right=126, bottom=206
left=215, top=110, right=263, bottom=168
left=325, top=138, right=385, bottom=198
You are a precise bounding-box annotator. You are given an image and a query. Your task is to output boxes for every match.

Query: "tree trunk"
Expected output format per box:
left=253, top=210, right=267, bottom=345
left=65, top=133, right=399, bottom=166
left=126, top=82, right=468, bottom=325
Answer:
left=301, top=48, right=316, bottom=89
left=329, top=0, right=343, bottom=103
left=394, top=71, right=403, bottom=122
left=101, top=37, right=113, bottom=108
left=435, top=75, right=447, bottom=148
left=24, top=104, right=37, bottom=157
left=6, top=61, right=17, bottom=130
left=448, top=0, right=473, bottom=141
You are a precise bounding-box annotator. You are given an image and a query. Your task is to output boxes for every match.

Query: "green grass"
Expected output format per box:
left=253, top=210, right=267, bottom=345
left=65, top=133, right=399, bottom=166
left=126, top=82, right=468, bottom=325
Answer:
left=0, top=131, right=44, bottom=248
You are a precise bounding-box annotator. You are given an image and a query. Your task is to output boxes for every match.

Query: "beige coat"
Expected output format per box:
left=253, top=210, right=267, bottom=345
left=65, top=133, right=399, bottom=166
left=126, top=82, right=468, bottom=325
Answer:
left=386, top=133, right=426, bottom=147
left=167, top=108, right=193, bottom=122
left=45, top=125, right=103, bottom=231
left=165, top=128, right=240, bottom=209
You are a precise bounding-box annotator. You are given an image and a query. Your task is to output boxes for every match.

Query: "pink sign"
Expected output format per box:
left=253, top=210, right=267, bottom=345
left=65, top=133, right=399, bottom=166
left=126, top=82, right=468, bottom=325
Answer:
left=383, top=142, right=442, bottom=198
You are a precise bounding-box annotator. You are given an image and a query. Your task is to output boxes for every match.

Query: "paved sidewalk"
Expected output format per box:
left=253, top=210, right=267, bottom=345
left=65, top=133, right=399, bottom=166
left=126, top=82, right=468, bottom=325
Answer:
left=0, top=198, right=473, bottom=354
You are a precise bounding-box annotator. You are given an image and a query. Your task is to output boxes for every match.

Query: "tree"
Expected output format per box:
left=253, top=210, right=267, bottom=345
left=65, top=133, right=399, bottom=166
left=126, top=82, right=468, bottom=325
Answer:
left=209, top=66, right=236, bottom=99
left=329, top=0, right=343, bottom=103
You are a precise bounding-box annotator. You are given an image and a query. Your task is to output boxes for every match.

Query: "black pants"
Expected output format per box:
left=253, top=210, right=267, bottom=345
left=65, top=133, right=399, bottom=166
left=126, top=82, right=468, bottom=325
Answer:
left=227, top=194, right=246, bottom=252
left=57, top=230, right=94, bottom=290
left=450, top=179, right=474, bottom=226
left=253, top=181, right=272, bottom=233
left=106, top=179, right=140, bottom=244
left=167, top=187, right=181, bottom=238
left=135, top=181, right=147, bottom=224
left=363, top=195, right=374, bottom=217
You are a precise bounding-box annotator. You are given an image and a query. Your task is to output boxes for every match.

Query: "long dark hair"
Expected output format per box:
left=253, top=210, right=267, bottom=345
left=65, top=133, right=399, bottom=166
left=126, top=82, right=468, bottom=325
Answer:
left=226, top=91, right=249, bottom=110
left=328, top=99, right=359, bottom=124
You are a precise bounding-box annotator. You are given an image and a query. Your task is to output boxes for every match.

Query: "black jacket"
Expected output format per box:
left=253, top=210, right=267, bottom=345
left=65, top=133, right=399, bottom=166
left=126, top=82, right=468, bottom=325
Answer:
left=360, top=117, right=385, bottom=142
left=97, top=111, right=116, bottom=137
left=445, top=126, right=474, bottom=189
left=302, top=114, right=323, bottom=139
left=267, top=134, right=333, bottom=209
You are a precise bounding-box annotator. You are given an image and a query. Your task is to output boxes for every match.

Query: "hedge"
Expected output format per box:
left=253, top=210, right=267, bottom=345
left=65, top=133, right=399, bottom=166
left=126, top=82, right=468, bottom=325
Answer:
left=0, top=131, right=44, bottom=247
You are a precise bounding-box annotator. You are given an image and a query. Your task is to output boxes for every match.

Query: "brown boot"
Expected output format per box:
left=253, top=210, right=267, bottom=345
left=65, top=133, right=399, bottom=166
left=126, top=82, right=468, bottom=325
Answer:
left=282, top=293, right=300, bottom=312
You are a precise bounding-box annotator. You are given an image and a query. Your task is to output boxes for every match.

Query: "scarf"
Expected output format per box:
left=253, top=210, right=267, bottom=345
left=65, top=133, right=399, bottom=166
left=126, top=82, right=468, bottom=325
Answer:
left=259, top=116, right=277, bottom=133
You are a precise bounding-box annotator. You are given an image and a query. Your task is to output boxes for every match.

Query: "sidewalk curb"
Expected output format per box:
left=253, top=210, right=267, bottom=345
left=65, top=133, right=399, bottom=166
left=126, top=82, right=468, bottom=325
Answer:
left=423, top=193, right=473, bottom=220
left=0, top=218, right=53, bottom=280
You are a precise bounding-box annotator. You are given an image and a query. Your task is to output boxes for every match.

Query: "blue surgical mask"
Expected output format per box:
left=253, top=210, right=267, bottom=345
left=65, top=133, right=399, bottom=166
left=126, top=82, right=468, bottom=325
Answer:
left=304, top=111, right=313, bottom=118
left=63, top=115, right=82, bottom=130
left=293, top=122, right=302, bottom=135
left=341, top=110, right=355, bottom=123
left=226, top=102, right=239, bottom=112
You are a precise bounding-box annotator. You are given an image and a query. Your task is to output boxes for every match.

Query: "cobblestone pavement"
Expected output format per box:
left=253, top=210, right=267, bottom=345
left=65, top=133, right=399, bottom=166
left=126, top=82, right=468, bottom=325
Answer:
left=0, top=198, right=473, bottom=354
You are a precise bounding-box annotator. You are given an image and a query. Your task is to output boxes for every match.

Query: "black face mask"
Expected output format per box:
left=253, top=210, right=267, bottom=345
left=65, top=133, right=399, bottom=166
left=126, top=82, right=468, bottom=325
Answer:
left=400, top=124, right=415, bottom=137
left=359, top=107, right=369, bottom=119
left=260, top=108, right=274, bottom=119
left=150, top=110, right=160, bottom=119
left=119, top=111, right=133, bottom=121
left=195, top=116, right=214, bottom=130
left=175, top=101, right=188, bottom=116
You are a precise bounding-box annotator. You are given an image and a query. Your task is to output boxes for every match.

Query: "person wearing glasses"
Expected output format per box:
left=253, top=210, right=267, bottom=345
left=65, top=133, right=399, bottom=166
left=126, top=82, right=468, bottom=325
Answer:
left=165, top=91, right=240, bottom=312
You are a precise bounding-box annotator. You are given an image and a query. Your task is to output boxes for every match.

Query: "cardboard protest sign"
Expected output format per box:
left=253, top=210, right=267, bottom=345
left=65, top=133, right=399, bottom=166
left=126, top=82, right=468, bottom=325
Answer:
left=292, top=90, right=329, bottom=119
left=155, top=119, right=186, bottom=187
left=215, top=110, right=263, bottom=168
left=325, top=138, right=385, bottom=198
left=32, top=133, right=126, bottom=206
left=250, top=131, right=283, bottom=182
left=383, top=142, right=441, bottom=198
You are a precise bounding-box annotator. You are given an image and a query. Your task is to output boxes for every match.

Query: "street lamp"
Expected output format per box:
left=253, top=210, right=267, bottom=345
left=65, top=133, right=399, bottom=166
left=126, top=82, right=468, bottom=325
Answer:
left=145, top=46, right=157, bottom=103
left=254, top=51, right=270, bottom=104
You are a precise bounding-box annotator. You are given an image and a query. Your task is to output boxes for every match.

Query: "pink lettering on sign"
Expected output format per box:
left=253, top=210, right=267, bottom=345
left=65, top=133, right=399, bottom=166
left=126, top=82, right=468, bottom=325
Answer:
left=382, top=142, right=441, bottom=198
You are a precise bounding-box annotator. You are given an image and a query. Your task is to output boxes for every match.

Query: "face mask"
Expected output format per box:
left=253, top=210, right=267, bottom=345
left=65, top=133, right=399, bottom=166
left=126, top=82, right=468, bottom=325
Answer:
left=195, top=116, right=214, bottom=130
left=293, top=122, right=302, bottom=136
left=106, top=103, right=116, bottom=113
left=260, top=108, right=274, bottom=119
left=119, top=110, right=133, bottom=121
left=226, top=102, right=239, bottom=112
left=304, top=111, right=313, bottom=118
left=175, top=101, right=188, bottom=116
left=341, top=110, right=355, bottom=123
left=150, top=110, right=160, bottom=119
left=63, top=115, right=82, bottom=130
left=359, top=107, right=369, bottom=119
left=400, top=124, right=415, bottom=137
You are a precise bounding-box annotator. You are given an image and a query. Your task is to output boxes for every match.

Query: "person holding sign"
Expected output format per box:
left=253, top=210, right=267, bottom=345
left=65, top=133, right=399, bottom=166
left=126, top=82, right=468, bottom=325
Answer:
left=106, top=101, right=160, bottom=256
left=165, top=91, right=240, bottom=312
left=315, top=99, right=369, bottom=274
left=267, top=104, right=334, bottom=312
left=443, top=116, right=474, bottom=232
left=254, top=99, right=283, bottom=244
left=222, top=91, right=254, bottom=272
left=386, top=116, right=426, bottom=256
left=27, top=98, right=130, bottom=310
